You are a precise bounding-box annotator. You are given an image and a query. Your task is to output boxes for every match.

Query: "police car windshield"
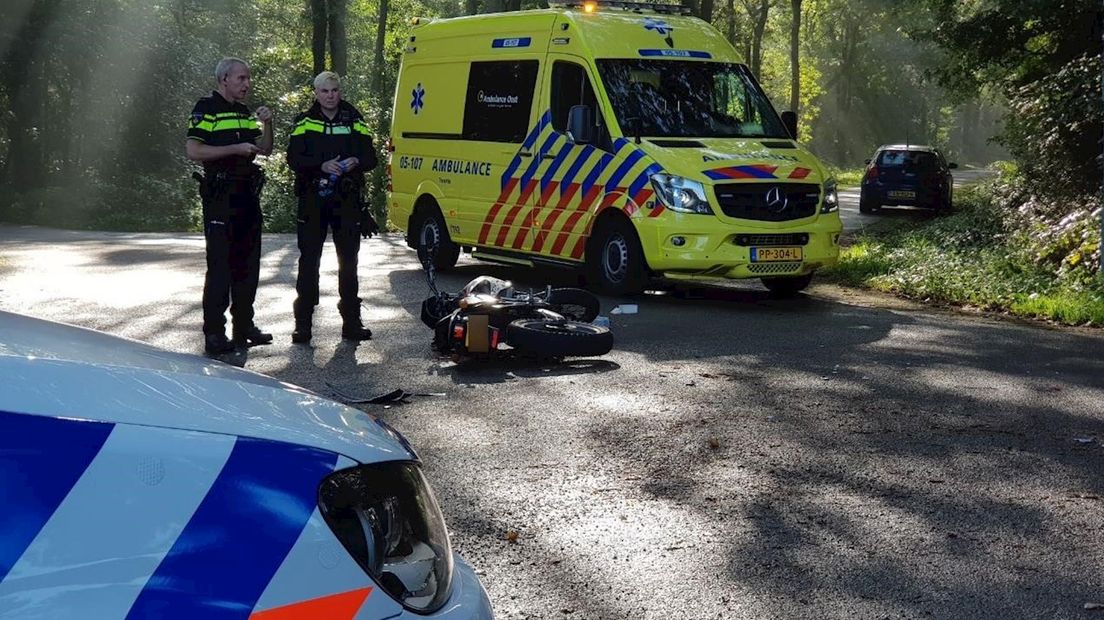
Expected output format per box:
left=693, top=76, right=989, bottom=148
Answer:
left=595, top=60, right=788, bottom=139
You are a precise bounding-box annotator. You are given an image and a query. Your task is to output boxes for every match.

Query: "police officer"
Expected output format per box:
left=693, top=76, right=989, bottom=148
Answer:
left=186, top=57, right=274, bottom=355
left=287, top=71, right=378, bottom=344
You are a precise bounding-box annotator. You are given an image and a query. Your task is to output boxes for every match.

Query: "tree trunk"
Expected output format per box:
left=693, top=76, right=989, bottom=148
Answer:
left=372, top=0, right=389, bottom=96
left=0, top=0, right=59, bottom=189
left=788, top=0, right=801, bottom=114
left=466, top=0, right=479, bottom=14
left=726, top=0, right=735, bottom=47
left=744, top=0, right=769, bottom=79
left=699, top=0, right=714, bottom=23
left=328, top=0, right=347, bottom=75
left=482, top=0, right=504, bottom=13
left=311, top=0, right=326, bottom=75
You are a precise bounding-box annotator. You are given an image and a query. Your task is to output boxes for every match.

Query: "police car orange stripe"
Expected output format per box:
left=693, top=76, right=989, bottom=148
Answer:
left=248, top=588, right=372, bottom=620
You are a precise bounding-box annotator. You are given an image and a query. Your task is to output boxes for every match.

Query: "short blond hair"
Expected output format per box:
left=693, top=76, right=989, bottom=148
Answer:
left=313, top=71, right=341, bottom=90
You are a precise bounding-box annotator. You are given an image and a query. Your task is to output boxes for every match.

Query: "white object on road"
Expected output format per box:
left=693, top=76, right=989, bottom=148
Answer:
left=593, top=316, right=610, bottom=328
left=610, top=304, right=638, bottom=315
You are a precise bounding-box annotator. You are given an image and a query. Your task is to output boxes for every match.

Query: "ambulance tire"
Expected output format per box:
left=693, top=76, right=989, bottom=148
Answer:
left=587, top=217, right=646, bottom=295
left=760, top=273, right=814, bottom=297
left=506, top=318, right=613, bottom=358
left=416, top=206, right=460, bottom=271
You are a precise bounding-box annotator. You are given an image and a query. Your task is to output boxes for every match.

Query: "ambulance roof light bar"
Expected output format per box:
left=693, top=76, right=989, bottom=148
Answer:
left=547, top=0, right=695, bottom=16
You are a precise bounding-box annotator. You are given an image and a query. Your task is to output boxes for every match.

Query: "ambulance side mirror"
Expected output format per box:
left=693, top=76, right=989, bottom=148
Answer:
left=567, top=105, right=593, bottom=145
left=781, top=110, right=798, bottom=140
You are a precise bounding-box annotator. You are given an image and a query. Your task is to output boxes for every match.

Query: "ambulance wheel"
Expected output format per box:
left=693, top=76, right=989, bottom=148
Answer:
left=761, top=273, right=814, bottom=297
left=587, top=217, right=646, bottom=295
left=416, top=207, right=460, bottom=271
left=506, top=319, right=613, bottom=358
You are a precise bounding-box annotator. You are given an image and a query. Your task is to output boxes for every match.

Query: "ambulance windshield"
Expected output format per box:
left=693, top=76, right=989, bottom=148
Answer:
left=595, top=60, right=789, bottom=139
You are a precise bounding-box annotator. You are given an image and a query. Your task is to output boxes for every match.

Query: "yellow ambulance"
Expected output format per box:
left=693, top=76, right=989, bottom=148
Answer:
left=388, top=0, right=841, bottom=295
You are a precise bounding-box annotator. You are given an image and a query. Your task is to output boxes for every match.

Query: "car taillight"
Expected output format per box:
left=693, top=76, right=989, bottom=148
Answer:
left=865, top=166, right=878, bottom=180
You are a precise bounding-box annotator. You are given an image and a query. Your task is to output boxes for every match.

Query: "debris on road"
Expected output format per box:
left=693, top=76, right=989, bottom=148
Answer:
left=1084, top=602, right=1104, bottom=611
left=325, top=383, right=446, bottom=405
left=1073, top=436, right=1097, bottom=445
left=610, top=304, right=638, bottom=315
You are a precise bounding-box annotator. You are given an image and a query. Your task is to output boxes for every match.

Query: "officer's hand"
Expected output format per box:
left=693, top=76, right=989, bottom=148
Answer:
left=321, top=157, right=344, bottom=175
left=233, top=143, right=261, bottom=157
left=255, top=106, right=273, bottom=124
left=340, top=157, right=359, bottom=171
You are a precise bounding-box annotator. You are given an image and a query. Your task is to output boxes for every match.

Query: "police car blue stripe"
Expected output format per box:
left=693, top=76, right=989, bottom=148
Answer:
left=252, top=456, right=391, bottom=616
left=0, top=426, right=236, bottom=620
left=628, top=162, right=663, bottom=197
left=604, top=149, right=646, bottom=193
left=558, top=146, right=595, bottom=196
left=126, top=438, right=338, bottom=619
left=0, top=412, right=113, bottom=584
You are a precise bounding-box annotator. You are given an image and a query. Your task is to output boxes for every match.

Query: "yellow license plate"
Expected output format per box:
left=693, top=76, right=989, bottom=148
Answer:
left=751, top=247, right=803, bottom=262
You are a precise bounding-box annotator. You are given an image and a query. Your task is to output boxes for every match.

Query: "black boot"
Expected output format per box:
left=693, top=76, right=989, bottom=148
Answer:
left=339, top=298, right=372, bottom=341
left=204, top=332, right=235, bottom=355
left=341, top=320, right=373, bottom=341
left=232, top=325, right=273, bottom=348
left=292, top=299, right=313, bottom=344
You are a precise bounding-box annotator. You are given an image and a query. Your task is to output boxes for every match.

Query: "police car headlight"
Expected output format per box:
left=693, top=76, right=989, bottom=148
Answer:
left=319, top=462, right=454, bottom=613
left=821, top=178, right=839, bottom=213
left=650, top=173, right=713, bottom=215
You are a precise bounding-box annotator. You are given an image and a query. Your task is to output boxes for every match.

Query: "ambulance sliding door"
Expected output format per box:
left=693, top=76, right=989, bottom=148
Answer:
left=530, top=55, right=615, bottom=261
left=458, top=57, right=545, bottom=251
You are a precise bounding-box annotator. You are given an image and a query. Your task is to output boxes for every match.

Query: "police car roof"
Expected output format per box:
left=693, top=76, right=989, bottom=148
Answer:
left=0, top=310, right=412, bottom=464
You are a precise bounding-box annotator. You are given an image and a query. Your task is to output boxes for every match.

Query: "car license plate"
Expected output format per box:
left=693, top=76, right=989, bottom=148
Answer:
left=888, top=189, right=916, bottom=199
left=751, top=247, right=803, bottom=262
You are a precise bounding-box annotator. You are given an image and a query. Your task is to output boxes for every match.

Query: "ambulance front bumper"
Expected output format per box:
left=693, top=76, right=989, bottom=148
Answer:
left=636, top=214, right=842, bottom=280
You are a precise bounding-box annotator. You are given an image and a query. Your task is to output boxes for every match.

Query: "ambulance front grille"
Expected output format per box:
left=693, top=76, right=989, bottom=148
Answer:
left=714, top=183, right=820, bottom=222
left=747, top=262, right=803, bottom=274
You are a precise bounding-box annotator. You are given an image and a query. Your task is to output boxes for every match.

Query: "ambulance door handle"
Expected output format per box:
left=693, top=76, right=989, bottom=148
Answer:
left=518, top=151, right=533, bottom=158
left=542, top=153, right=557, bottom=160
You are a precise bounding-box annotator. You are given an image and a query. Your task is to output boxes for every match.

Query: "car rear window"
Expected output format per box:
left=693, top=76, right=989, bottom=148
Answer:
left=877, top=150, right=938, bottom=170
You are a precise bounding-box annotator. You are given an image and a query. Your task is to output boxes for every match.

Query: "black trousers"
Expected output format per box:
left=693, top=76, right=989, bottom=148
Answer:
left=294, top=194, right=361, bottom=321
left=202, top=190, right=262, bottom=336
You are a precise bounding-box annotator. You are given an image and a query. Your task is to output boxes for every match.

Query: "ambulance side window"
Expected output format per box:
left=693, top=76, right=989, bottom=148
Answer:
left=462, top=60, right=539, bottom=143
left=550, top=61, right=612, bottom=152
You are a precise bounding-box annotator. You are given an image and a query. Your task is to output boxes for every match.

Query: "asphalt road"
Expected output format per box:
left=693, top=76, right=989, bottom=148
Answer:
left=838, top=168, right=996, bottom=233
left=2, top=221, right=1103, bottom=620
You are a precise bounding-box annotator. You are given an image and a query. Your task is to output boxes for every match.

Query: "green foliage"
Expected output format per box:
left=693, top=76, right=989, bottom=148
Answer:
left=825, top=180, right=1104, bottom=326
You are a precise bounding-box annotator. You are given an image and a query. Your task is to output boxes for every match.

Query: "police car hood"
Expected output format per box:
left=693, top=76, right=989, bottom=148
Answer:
left=0, top=311, right=413, bottom=464
left=636, top=138, right=826, bottom=186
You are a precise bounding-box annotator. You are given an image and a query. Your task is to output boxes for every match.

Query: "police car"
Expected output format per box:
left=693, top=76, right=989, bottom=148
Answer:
left=0, top=310, right=493, bottom=619
left=388, top=0, right=841, bottom=296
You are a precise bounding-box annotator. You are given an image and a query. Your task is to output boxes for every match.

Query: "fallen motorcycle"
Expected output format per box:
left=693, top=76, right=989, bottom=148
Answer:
left=418, top=244, right=612, bottom=359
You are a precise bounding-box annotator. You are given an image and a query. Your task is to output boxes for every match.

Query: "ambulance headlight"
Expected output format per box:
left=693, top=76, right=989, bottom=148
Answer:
left=319, top=462, right=454, bottom=613
left=821, top=178, right=839, bottom=213
left=650, top=173, right=713, bottom=215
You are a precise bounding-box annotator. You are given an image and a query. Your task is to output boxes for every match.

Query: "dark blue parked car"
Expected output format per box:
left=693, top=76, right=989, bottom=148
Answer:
left=859, top=145, right=957, bottom=214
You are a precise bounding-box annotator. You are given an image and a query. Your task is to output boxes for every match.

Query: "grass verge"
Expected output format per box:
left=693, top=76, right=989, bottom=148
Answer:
left=822, top=186, right=1104, bottom=327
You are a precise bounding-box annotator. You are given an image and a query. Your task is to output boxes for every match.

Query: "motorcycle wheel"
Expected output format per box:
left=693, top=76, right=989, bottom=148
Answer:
left=546, top=288, right=601, bottom=323
left=506, top=318, right=613, bottom=357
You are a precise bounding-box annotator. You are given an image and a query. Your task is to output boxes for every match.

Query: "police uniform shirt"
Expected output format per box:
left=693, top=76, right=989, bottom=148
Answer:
left=187, top=91, right=262, bottom=176
left=287, top=100, right=376, bottom=184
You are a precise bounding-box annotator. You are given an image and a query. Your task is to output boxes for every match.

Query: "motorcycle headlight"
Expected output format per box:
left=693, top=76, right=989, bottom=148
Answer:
left=650, top=173, right=713, bottom=214
left=821, top=178, right=839, bottom=213
left=319, top=462, right=454, bottom=613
